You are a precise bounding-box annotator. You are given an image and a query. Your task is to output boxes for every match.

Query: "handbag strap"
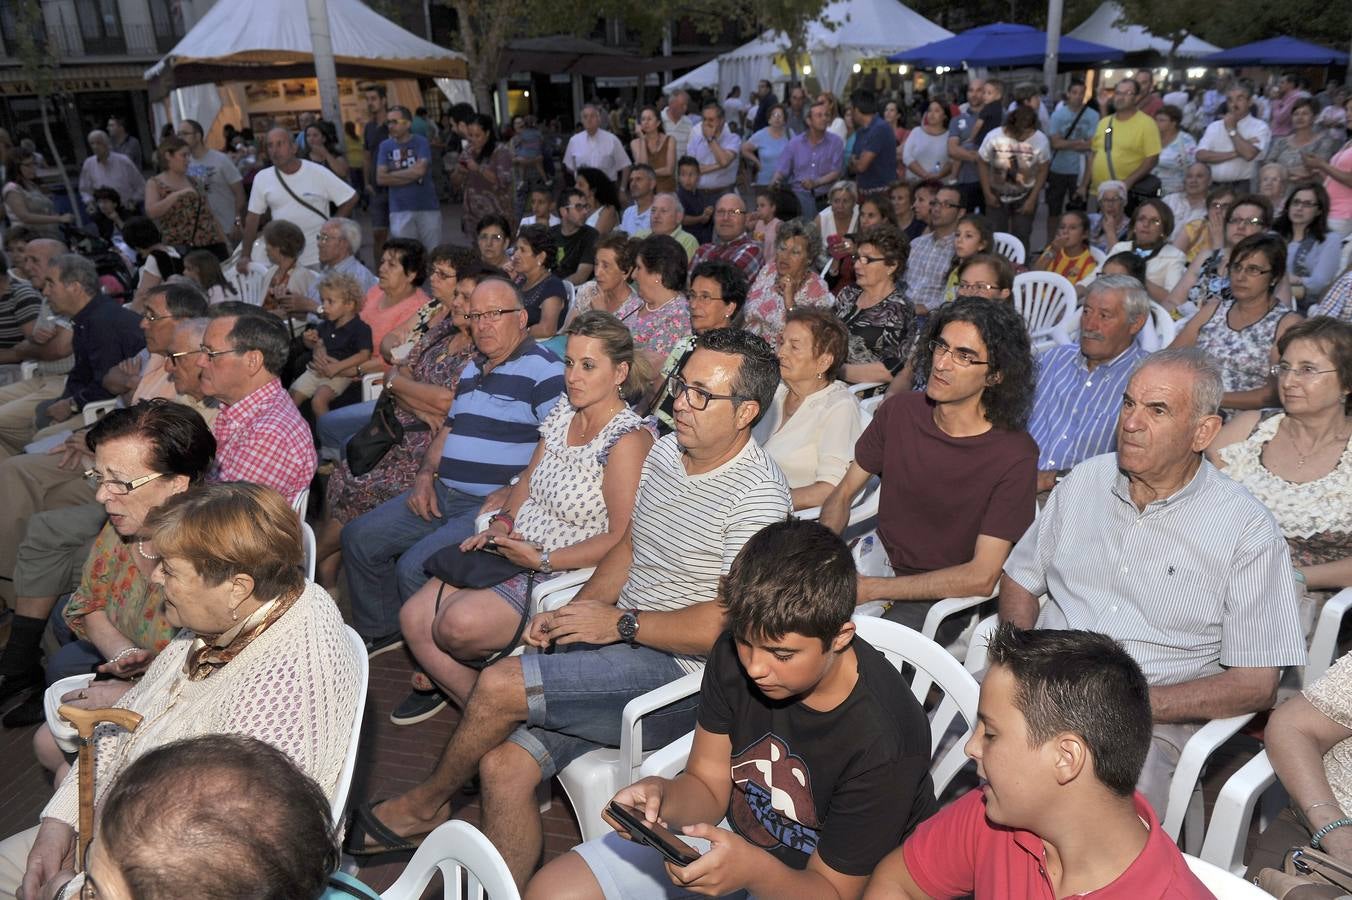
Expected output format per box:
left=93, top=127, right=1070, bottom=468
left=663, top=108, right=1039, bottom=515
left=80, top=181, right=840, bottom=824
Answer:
left=1051, top=104, right=1089, bottom=163
left=273, top=165, right=329, bottom=223
left=1103, top=121, right=1118, bottom=182
left=440, top=572, right=536, bottom=670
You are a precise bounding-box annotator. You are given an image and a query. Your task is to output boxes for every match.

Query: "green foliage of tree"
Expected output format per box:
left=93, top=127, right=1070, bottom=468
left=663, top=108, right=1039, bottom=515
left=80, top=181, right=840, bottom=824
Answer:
left=12, top=0, right=78, bottom=217
left=1116, top=0, right=1351, bottom=57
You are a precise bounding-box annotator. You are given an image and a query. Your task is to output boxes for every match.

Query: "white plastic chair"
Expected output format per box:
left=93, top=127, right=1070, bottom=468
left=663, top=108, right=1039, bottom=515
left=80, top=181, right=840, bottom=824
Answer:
left=332, top=625, right=370, bottom=824
left=1163, top=713, right=1256, bottom=853
left=1013, top=271, right=1076, bottom=354
left=1305, top=588, right=1352, bottom=685
left=301, top=521, right=317, bottom=582
left=1183, top=853, right=1273, bottom=898
left=45, top=673, right=96, bottom=754
left=992, top=232, right=1026, bottom=266
left=1088, top=245, right=1108, bottom=270
left=80, top=399, right=118, bottom=426
left=847, top=381, right=885, bottom=398
left=641, top=616, right=981, bottom=800
left=1199, top=750, right=1282, bottom=876
left=227, top=262, right=271, bottom=307
left=379, top=819, right=520, bottom=900
left=361, top=372, right=385, bottom=402
left=292, top=487, right=310, bottom=518
left=846, top=528, right=992, bottom=638
left=20, top=361, right=38, bottom=380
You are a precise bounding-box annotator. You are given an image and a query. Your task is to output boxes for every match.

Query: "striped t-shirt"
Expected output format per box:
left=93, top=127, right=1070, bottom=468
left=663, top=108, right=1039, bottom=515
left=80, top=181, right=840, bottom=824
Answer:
left=0, top=278, right=41, bottom=349
left=619, top=433, right=792, bottom=674
left=1027, top=343, right=1147, bottom=471
left=438, top=338, right=564, bottom=496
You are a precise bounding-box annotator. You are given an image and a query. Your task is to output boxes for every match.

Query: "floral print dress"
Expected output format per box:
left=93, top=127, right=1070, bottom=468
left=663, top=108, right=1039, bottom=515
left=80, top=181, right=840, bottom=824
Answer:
left=742, top=263, right=834, bottom=344
left=63, top=523, right=175, bottom=653
left=834, top=283, right=917, bottom=375
left=1194, top=299, right=1289, bottom=394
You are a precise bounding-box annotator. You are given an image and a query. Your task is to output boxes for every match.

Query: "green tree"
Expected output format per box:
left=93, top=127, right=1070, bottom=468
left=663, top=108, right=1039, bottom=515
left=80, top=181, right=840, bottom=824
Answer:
left=12, top=0, right=78, bottom=223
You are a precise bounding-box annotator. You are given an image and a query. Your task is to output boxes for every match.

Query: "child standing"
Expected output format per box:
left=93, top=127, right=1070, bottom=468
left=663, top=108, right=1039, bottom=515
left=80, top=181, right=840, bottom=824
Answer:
left=290, top=271, right=373, bottom=417
left=675, top=156, right=714, bottom=244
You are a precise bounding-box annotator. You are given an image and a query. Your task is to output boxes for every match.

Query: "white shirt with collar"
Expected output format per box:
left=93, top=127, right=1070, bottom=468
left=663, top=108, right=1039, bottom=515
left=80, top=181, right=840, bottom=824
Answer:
left=1197, top=115, right=1271, bottom=183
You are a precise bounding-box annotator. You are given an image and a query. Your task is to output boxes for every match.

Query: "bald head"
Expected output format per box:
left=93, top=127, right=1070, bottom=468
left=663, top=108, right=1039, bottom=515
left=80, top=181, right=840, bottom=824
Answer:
left=714, top=193, right=747, bottom=241
left=649, top=193, right=681, bottom=235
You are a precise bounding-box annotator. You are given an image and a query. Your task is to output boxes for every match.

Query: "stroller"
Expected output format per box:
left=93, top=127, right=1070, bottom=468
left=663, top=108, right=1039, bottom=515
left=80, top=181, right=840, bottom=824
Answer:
left=61, top=223, right=135, bottom=303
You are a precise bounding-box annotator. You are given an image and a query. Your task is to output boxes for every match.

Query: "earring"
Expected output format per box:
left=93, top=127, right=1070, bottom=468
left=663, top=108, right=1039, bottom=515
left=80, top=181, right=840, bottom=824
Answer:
left=231, top=608, right=239, bottom=622
left=816, top=372, right=825, bottom=380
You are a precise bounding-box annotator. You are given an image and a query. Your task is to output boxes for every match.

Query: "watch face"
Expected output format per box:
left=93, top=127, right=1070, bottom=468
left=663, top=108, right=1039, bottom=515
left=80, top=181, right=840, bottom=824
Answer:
left=618, top=612, right=638, bottom=641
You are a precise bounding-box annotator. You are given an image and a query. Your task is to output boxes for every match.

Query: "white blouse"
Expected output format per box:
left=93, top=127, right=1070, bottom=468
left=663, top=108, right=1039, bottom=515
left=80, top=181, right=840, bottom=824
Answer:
left=753, top=380, right=862, bottom=490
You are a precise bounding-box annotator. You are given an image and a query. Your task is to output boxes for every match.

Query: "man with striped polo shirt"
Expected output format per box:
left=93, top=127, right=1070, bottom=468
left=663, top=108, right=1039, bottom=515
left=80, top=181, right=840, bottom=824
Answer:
left=342, top=277, right=565, bottom=654
left=999, top=347, right=1306, bottom=815
left=345, top=329, right=791, bottom=887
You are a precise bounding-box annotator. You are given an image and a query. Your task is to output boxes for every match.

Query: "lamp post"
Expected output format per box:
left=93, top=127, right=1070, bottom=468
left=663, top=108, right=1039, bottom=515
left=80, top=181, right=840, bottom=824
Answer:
left=306, top=0, right=344, bottom=149
left=1043, top=0, right=1065, bottom=93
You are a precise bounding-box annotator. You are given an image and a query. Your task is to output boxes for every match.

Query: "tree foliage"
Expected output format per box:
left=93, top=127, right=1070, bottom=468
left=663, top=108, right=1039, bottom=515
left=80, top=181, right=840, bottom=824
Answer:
left=12, top=0, right=78, bottom=216
left=1115, top=0, right=1351, bottom=57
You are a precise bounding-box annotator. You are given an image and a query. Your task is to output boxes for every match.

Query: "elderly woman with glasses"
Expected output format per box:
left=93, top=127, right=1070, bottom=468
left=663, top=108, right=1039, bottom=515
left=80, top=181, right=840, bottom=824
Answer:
left=743, top=219, right=833, bottom=344
left=4, top=481, right=363, bottom=900
left=1088, top=180, right=1130, bottom=253
left=833, top=224, right=916, bottom=386
left=1172, top=232, right=1303, bottom=413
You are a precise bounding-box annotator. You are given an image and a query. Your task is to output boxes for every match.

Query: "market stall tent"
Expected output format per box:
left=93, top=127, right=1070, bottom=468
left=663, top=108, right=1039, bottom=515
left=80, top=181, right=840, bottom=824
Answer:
left=1201, top=36, right=1348, bottom=67
left=1068, top=2, right=1222, bottom=58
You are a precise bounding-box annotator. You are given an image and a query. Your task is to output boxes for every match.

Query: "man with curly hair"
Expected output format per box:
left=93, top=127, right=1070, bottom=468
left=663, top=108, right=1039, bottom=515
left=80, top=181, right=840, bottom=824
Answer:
left=821, top=298, right=1038, bottom=643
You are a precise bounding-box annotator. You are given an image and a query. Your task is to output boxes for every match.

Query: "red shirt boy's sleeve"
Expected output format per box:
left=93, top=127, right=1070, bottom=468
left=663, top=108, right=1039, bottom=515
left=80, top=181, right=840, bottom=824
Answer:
left=901, top=788, right=986, bottom=899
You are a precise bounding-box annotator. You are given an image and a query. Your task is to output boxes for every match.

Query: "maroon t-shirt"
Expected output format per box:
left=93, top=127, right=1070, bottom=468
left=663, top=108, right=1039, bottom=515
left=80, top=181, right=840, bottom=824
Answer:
left=854, top=392, right=1037, bottom=576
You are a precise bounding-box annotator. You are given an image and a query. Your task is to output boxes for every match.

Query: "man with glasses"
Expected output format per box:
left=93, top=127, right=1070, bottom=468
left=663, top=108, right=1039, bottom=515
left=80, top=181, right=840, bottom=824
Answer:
left=691, top=193, right=765, bottom=281
left=1196, top=80, right=1271, bottom=192
left=178, top=118, right=246, bottom=242
left=1082, top=79, right=1161, bottom=200
left=346, top=329, right=790, bottom=889
left=341, top=278, right=564, bottom=655
left=906, top=185, right=965, bottom=313
left=305, top=217, right=378, bottom=310
left=549, top=188, right=598, bottom=285
left=378, top=105, right=441, bottom=249
left=237, top=128, right=357, bottom=274
left=196, top=303, right=315, bottom=502
left=999, top=348, right=1306, bottom=813
left=822, top=298, right=1038, bottom=643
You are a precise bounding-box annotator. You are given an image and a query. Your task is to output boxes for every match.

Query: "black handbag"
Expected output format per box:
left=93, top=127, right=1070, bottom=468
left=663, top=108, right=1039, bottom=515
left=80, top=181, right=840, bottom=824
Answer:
left=344, top=392, right=428, bottom=477
left=424, top=543, right=536, bottom=668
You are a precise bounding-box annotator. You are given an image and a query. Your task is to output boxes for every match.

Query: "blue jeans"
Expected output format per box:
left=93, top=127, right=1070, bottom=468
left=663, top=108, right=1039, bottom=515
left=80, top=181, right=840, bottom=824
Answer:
left=317, top=400, right=375, bottom=461
left=340, top=480, right=484, bottom=640
left=46, top=600, right=103, bottom=684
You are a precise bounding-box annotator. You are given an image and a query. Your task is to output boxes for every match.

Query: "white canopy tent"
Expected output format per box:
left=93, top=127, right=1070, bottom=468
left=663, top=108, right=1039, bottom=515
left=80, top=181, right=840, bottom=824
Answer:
left=145, top=0, right=469, bottom=141
left=1068, top=2, right=1221, bottom=58
left=666, top=58, right=721, bottom=94
left=703, top=0, right=952, bottom=97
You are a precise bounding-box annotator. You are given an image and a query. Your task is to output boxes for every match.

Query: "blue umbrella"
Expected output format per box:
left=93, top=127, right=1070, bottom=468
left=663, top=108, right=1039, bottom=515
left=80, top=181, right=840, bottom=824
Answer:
left=888, top=22, right=1124, bottom=68
left=1202, top=36, right=1347, bottom=67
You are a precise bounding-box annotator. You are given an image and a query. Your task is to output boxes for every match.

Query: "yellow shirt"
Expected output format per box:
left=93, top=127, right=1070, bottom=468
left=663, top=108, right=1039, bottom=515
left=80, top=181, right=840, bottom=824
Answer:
left=1090, top=111, right=1162, bottom=190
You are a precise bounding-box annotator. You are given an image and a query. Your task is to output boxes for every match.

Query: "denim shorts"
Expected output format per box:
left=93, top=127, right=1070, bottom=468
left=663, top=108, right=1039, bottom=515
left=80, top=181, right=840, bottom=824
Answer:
left=506, top=642, right=700, bottom=779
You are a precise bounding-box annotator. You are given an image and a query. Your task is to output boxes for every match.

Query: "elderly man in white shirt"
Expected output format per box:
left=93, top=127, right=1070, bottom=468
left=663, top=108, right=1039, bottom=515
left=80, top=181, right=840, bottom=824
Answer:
left=1196, top=81, right=1272, bottom=190
left=686, top=101, right=742, bottom=207
left=563, top=105, right=631, bottom=184
left=660, top=89, right=697, bottom=158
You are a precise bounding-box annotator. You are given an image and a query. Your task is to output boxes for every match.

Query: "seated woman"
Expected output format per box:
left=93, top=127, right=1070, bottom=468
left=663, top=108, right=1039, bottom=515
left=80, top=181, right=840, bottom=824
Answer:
left=512, top=224, right=568, bottom=339
left=257, top=219, right=321, bottom=335
left=474, top=213, right=512, bottom=271
left=123, top=216, right=184, bottom=313
left=1169, top=194, right=1273, bottom=319
left=834, top=224, right=916, bottom=386
left=941, top=214, right=995, bottom=306
left=1208, top=316, right=1352, bottom=636
left=2, top=147, right=73, bottom=239
left=1034, top=209, right=1098, bottom=290
left=182, top=248, right=238, bottom=305
left=362, top=238, right=434, bottom=372
left=1174, top=184, right=1239, bottom=263
left=1259, top=162, right=1291, bottom=213
left=858, top=194, right=898, bottom=231
left=565, top=232, right=636, bottom=325
left=743, top=219, right=833, bottom=344
left=3, top=481, right=363, bottom=900
left=576, top=167, right=621, bottom=237
left=396, top=310, right=654, bottom=715
left=90, top=187, right=131, bottom=244
left=1173, top=232, right=1302, bottom=414
left=615, top=234, right=691, bottom=364
left=1276, top=182, right=1344, bottom=311
left=1088, top=180, right=1130, bottom=252
left=818, top=180, right=860, bottom=286
left=1100, top=198, right=1189, bottom=308
left=315, top=248, right=482, bottom=587
left=754, top=308, right=863, bottom=510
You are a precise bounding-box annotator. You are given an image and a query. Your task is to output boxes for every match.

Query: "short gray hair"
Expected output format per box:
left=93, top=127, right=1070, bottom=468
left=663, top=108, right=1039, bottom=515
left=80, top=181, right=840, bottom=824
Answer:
left=827, top=180, right=857, bottom=203
left=175, top=317, right=209, bottom=345
left=53, top=254, right=99, bottom=297
left=325, top=217, right=361, bottom=255
left=775, top=218, right=823, bottom=263
left=1135, top=347, right=1225, bottom=420
left=1086, top=274, right=1150, bottom=324
left=87, top=129, right=109, bottom=144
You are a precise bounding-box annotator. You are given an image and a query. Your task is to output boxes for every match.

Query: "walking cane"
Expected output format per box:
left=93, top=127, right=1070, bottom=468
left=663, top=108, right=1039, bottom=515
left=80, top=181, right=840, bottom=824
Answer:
left=56, top=704, right=143, bottom=872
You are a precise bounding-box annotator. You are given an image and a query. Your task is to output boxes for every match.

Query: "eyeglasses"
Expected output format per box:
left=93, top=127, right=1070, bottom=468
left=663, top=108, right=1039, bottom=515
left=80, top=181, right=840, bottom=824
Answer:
left=460, top=307, right=522, bottom=324
left=956, top=281, right=1001, bottom=293
left=688, top=291, right=726, bottom=303
left=84, top=469, right=164, bottom=495
left=199, top=344, right=241, bottom=361
left=714, top=208, right=745, bottom=217
left=429, top=267, right=458, bottom=280
left=164, top=348, right=203, bottom=367
left=478, top=232, right=508, bottom=242
left=1228, top=216, right=1265, bottom=226
left=1289, top=198, right=1321, bottom=209
left=852, top=253, right=886, bottom=265
left=1231, top=264, right=1272, bottom=277
left=140, top=308, right=175, bottom=323
left=929, top=339, right=989, bottom=367
left=315, top=233, right=340, bottom=244
left=667, top=374, right=746, bottom=411
left=1270, top=363, right=1337, bottom=380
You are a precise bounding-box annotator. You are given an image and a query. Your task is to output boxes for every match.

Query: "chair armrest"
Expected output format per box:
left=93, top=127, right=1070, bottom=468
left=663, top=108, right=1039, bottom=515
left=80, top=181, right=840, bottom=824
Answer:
left=847, top=381, right=885, bottom=397
left=921, top=592, right=995, bottom=642
left=1307, top=588, right=1352, bottom=687
left=620, top=670, right=705, bottom=781
left=639, top=732, right=696, bottom=780
left=1161, top=713, right=1254, bottom=841
left=81, top=399, right=117, bottom=426
left=474, top=508, right=500, bottom=534
left=531, top=568, right=595, bottom=612
left=1198, top=750, right=1277, bottom=875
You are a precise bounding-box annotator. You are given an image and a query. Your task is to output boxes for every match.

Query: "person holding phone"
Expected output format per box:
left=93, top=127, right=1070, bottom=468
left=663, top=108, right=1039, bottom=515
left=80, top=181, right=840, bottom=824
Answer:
left=527, top=519, right=938, bottom=900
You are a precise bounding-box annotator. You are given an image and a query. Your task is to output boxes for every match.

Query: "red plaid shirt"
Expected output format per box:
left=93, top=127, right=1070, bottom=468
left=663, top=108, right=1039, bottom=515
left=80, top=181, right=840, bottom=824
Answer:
left=211, top=378, right=316, bottom=503
left=691, top=234, right=765, bottom=282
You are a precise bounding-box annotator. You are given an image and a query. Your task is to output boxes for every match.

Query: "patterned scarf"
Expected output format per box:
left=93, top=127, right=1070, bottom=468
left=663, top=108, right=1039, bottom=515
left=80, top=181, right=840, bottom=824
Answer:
left=184, top=588, right=301, bottom=681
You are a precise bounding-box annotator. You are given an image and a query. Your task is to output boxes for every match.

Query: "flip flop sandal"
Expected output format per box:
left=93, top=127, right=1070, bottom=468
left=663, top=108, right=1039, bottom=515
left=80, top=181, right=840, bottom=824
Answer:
left=343, top=800, right=434, bottom=857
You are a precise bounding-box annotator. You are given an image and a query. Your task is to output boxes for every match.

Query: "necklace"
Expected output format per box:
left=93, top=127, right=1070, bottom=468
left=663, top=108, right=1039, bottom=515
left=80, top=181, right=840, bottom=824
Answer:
left=136, top=540, right=160, bottom=561
left=1284, top=420, right=1352, bottom=469
left=643, top=293, right=677, bottom=313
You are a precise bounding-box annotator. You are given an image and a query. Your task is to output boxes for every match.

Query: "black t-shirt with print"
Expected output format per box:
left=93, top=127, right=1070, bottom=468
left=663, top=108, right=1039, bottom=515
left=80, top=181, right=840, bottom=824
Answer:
left=696, top=631, right=938, bottom=876
left=549, top=224, right=597, bottom=279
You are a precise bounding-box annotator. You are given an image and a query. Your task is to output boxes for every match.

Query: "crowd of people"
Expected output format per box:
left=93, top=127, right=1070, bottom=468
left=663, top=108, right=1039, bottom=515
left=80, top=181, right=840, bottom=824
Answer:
left=0, top=65, right=1349, bottom=899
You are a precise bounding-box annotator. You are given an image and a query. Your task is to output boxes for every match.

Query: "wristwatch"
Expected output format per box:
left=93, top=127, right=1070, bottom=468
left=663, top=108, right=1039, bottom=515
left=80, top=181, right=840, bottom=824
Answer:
left=538, top=548, right=552, bottom=573
left=1227, top=128, right=1238, bottom=138
left=617, top=609, right=640, bottom=645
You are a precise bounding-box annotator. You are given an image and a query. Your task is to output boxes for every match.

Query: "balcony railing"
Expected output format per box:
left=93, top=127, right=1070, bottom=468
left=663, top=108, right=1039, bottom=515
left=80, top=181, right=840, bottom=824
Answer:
left=1, top=22, right=182, bottom=60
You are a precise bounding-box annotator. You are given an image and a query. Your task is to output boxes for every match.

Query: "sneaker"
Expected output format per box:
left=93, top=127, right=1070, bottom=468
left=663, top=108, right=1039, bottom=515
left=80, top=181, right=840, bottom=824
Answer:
left=363, top=633, right=404, bottom=659
left=389, top=689, right=447, bottom=726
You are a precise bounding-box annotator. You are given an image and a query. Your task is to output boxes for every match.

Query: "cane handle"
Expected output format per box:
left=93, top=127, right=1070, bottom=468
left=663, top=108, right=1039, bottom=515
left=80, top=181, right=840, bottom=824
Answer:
left=58, top=705, right=144, bottom=738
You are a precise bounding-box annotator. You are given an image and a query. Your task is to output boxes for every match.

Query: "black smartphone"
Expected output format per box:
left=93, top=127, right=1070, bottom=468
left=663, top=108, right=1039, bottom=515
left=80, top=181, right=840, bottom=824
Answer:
left=480, top=538, right=506, bottom=558
left=606, top=801, right=702, bottom=867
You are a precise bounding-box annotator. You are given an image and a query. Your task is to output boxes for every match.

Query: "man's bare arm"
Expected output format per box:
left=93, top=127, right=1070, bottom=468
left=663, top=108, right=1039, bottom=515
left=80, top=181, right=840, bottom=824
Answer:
left=1149, top=666, right=1280, bottom=724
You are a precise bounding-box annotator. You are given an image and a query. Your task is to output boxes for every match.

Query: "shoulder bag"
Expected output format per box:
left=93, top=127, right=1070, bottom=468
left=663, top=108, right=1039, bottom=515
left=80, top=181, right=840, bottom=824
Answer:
left=273, top=165, right=332, bottom=222
left=423, top=544, right=535, bottom=668
left=1103, top=120, right=1161, bottom=203
left=1257, top=845, right=1352, bottom=898
left=344, top=391, right=429, bottom=477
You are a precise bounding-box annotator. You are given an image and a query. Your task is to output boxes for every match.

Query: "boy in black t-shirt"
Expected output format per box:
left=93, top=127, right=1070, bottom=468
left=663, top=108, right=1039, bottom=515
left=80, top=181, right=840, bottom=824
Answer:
left=676, top=156, right=714, bottom=244
left=291, top=271, right=373, bottom=416
left=526, top=520, right=937, bottom=899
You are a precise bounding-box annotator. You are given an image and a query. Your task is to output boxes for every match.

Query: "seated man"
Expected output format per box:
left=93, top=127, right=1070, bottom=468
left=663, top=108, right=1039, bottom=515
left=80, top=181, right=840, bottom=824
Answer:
left=864, top=625, right=1212, bottom=898
left=341, top=277, right=565, bottom=651
left=0, top=249, right=43, bottom=385
left=999, top=347, right=1306, bottom=813
left=821, top=298, right=1037, bottom=641
left=549, top=189, right=598, bottom=286
left=1027, top=274, right=1149, bottom=494
left=690, top=193, right=765, bottom=283
left=198, top=303, right=317, bottom=503
left=303, top=216, right=379, bottom=311
left=529, top=519, right=938, bottom=900
left=346, top=329, right=790, bottom=890
left=636, top=193, right=699, bottom=261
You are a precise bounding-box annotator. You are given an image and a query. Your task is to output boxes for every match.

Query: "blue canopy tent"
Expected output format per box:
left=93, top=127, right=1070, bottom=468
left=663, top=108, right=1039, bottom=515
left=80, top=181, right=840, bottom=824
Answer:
left=888, top=22, right=1124, bottom=68
left=1201, top=36, right=1348, bottom=67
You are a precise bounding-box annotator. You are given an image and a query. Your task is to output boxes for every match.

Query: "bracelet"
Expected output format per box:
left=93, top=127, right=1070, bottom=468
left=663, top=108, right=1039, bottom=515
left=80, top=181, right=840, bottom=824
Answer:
left=490, top=512, right=515, bottom=531
left=108, top=646, right=140, bottom=665
left=1310, top=817, right=1352, bottom=849
left=1306, top=800, right=1342, bottom=814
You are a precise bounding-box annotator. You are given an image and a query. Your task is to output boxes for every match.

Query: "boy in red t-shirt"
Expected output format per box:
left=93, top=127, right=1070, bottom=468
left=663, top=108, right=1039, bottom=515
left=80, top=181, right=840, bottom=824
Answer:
left=865, top=626, right=1212, bottom=899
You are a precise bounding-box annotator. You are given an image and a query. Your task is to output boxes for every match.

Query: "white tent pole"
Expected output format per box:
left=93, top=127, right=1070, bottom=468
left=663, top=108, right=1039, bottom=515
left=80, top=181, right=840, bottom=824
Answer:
left=306, top=0, right=344, bottom=146
left=1044, top=0, right=1064, bottom=93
